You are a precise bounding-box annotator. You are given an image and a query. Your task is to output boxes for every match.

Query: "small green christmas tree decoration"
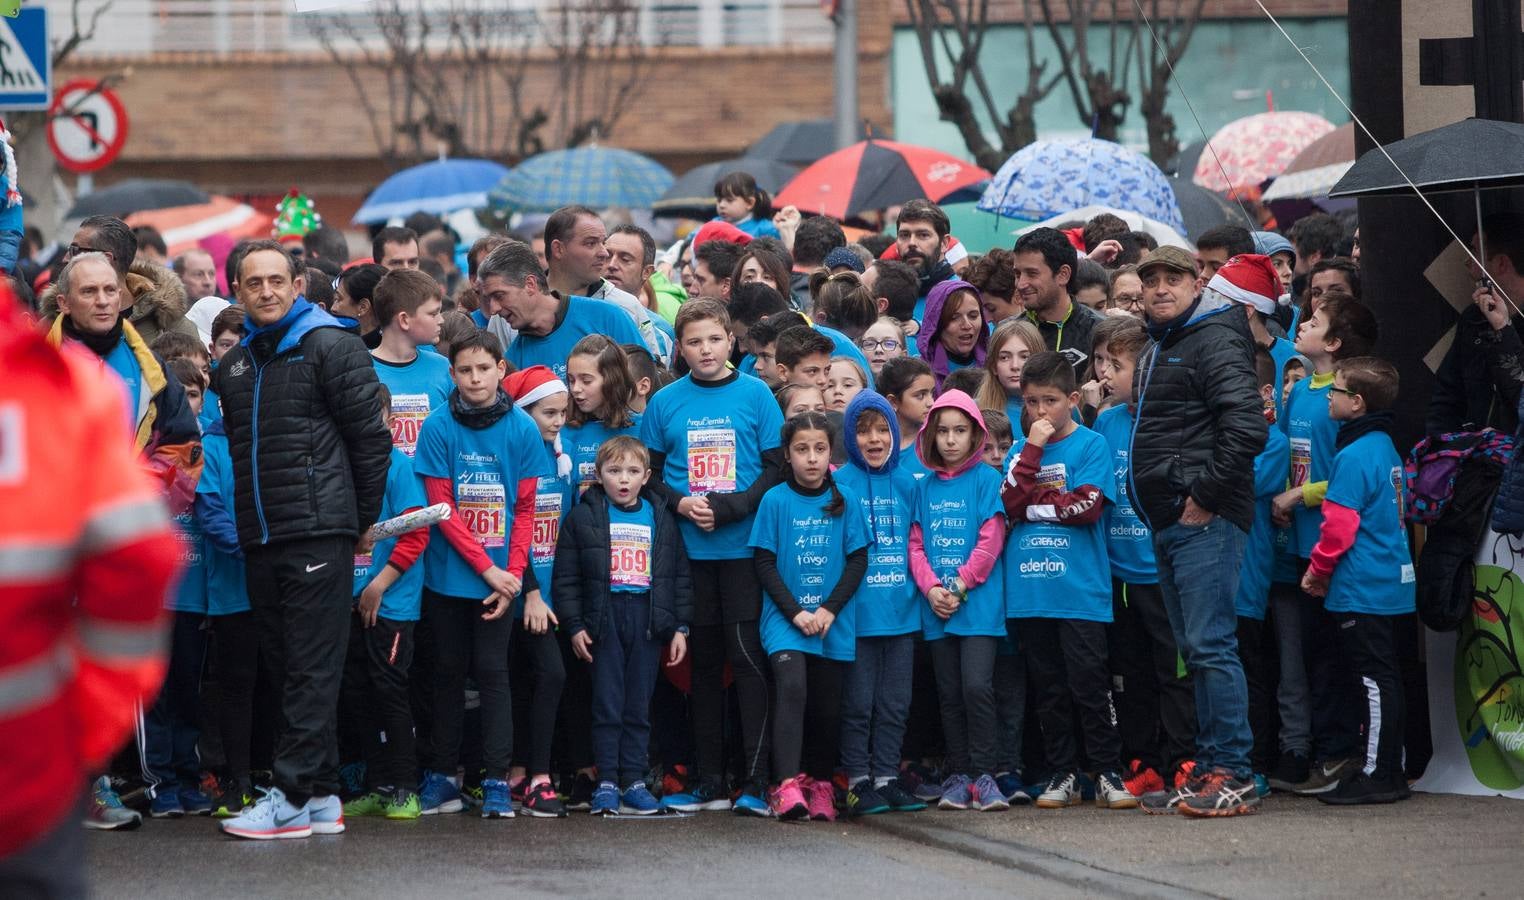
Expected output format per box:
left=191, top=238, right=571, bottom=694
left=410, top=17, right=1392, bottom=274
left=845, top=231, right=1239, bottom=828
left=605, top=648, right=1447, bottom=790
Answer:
left=273, top=188, right=320, bottom=247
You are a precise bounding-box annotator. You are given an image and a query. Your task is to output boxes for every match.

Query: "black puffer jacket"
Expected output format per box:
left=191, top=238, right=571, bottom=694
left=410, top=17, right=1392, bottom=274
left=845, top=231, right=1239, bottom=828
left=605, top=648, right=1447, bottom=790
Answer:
left=1131, top=295, right=1267, bottom=532
left=1427, top=307, right=1523, bottom=437
left=214, top=298, right=392, bottom=549
left=552, top=485, right=692, bottom=642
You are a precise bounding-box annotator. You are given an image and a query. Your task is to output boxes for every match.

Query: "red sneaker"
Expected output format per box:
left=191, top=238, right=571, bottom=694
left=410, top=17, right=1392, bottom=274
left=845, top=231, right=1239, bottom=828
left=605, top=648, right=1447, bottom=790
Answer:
left=1173, top=760, right=1198, bottom=790
left=1123, top=760, right=1164, bottom=797
left=661, top=765, right=689, bottom=799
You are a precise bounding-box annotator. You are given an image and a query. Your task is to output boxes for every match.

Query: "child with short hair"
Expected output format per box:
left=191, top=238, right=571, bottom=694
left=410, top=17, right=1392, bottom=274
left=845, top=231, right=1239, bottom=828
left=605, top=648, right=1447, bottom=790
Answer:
left=413, top=331, right=550, bottom=818
left=153, top=330, right=212, bottom=380
left=1299, top=357, right=1413, bottom=805
left=1002, top=351, right=1132, bottom=810
left=1088, top=317, right=1196, bottom=794
left=878, top=356, right=936, bottom=482
left=209, top=305, right=246, bottom=363
left=827, top=356, right=868, bottom=412
left=555, top=437, right=693, bottom=815
left=752, top=413, right=870, bottom=820
left=908, top=389, right=1008, bottom=811
left=640, top=298, right=785, bottom=815
left=979, top=409, right=1013, bottom=470
left=166, top=358, right=208, bottom=421
left=942, top=366, right=985, bottom=399
left=774, top=325, right=835, bottom=393
left=340, top=385, right=431, bottom=821
left=372, top=268, right=451, bottom=456
left=1272, top=295, right=1379, bottom=793
left=836, top=392, right=928, bottom=815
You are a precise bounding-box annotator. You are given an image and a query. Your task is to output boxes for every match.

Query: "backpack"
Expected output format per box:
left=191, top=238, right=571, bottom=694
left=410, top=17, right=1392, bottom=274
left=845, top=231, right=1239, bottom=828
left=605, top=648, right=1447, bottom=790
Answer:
left=1415, top=454, right=1503, bottom=631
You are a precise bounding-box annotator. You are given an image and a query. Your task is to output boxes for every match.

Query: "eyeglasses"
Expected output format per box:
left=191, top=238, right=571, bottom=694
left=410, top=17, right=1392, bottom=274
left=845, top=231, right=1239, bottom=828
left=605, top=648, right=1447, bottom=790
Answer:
left=1328, top=386, right=1361, bottom=399
left=860, top=338, right=902, bottom=352
left=1111, top=293, right=1144, bottom=310
left=65, top=243, right=115, bottom=262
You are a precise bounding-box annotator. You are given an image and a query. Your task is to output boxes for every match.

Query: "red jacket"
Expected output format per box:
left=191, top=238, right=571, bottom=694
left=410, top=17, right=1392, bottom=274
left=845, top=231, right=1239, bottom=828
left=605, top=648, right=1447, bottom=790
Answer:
left=0, top=290, right=179, bottom=856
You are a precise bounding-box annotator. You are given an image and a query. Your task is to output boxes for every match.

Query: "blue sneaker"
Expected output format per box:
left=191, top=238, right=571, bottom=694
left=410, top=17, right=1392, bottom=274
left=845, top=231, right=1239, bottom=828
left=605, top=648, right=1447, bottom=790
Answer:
left=221, top=787, right=310, bottom=840
left=660, top=775, right=731, bottom=812
left=620, top=782, right=661, bottom=816
left=994, top=772, right=1030, bottom=805
left=1254, top=773, right=1271, bottom=798
left=419, top=771, right=463, bottom=815
left=972, top=773, right=1010, bottom=812
left=937, top=774, right=973, bottom=810
left=150, top=787, right=184, bottom=818
left=480, top=778, right=513, bottom=818
left=305, top=794, right=346, bottom=834
left=179, top=786, right=214, bottom=816
left=733, top=778, right=772, bottom=818
left=591, top=781, right=621, bottom=816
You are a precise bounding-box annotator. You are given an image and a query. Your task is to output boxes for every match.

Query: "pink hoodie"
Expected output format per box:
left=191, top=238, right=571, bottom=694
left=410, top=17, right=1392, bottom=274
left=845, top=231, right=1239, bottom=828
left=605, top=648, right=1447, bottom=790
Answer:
left=908, top=389, right=1005, bottom=596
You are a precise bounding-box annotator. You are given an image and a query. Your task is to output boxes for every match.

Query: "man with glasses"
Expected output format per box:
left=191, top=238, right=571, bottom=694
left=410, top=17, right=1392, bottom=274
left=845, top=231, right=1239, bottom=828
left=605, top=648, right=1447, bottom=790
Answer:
left=59, top=215, right=199, bottom=345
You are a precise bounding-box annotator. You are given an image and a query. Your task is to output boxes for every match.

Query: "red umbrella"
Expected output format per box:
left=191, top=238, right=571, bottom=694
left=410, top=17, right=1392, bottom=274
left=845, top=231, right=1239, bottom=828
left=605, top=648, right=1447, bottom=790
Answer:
left=774, top=139, right=990, bottom=220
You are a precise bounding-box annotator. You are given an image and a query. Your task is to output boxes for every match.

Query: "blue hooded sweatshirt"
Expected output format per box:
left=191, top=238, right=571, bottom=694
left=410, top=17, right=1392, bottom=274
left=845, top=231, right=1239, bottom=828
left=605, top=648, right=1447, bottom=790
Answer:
left=836, top=391, right=921, bottom=637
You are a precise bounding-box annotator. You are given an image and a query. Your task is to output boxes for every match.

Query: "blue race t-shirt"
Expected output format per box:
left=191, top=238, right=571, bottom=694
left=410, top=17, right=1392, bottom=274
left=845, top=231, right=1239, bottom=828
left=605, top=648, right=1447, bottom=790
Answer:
left=414, top=402, right=549, bottom=598
left=750, top=482, right=870, bottom=661
left=1322, top=431, right=1416, bottom=615
left=563, top=412, right=642, bottom=494
left=201, top=384, right=223, bottom=430
left=1004, top=395, right=1024, bottom=429
left=897, top=443, right=931, bottom=482
left=1236, top=427, right=1290, bottom=620
left=640, top=372, right=783, bottom=559
left=507, top=296, right=646, bottom=379
left=527, top=441, right=577, bottom=610
left=914, top=465, right=1006, bottom=639
left=1092, top=405, right=1155, bottom=585
left=196, top=430, right=248, bottom=616
left=353, top=447, right=430, bottom=621
left=608, top=499, right=657, bottom=594
left=1003, top=426, right=1115, bottom=623
left=837, top=464, right=919, bottom=637
left=169, top=510, right=208, bottom=614
left=1284, top=374, right=1338, bottom=557
left=373, top=351, right=453, bottom=456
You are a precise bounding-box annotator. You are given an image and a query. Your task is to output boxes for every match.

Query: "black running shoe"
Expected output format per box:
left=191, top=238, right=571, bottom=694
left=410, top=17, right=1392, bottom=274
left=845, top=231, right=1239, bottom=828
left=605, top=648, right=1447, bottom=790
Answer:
left=1317, top=771, right=1412, bottom=806
left=564, top=772, right=596, bottom=811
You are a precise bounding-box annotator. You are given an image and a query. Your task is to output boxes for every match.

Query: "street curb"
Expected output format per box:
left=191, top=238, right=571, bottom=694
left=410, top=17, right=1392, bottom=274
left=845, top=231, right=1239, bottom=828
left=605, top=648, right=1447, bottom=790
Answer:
left=860, top=814, right=1224, bottom=900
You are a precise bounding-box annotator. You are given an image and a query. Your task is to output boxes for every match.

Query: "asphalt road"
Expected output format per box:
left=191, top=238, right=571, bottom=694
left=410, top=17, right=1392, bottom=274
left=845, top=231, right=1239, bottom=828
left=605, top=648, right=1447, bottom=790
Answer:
left=84, top=791, right=1522, bottom=899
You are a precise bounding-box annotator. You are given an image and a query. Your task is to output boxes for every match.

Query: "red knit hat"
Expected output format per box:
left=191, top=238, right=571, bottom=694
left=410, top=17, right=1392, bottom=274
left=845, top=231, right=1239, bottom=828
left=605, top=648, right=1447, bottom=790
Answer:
left=502, top=365, right=572, bottom=480
left=1206, top=253, right=1283, bottom=315
left=692, top=220, right=753, bottom=248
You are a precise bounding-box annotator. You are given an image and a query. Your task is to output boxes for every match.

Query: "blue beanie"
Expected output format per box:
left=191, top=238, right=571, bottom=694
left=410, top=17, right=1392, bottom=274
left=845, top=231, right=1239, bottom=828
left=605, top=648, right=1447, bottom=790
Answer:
left=822, top=246, right=866, bottom=274
left=1252, top=230, right=1296, bottom=263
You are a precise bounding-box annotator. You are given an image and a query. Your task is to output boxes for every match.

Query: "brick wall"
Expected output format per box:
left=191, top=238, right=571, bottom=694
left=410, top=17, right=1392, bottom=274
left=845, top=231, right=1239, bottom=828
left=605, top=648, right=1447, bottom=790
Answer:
left=915, top=0, right=1347, bottom=25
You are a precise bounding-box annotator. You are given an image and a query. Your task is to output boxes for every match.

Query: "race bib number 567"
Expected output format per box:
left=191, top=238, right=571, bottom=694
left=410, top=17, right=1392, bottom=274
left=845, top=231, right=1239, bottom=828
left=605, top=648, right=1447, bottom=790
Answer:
left=687, top=427, right=737, bottom=493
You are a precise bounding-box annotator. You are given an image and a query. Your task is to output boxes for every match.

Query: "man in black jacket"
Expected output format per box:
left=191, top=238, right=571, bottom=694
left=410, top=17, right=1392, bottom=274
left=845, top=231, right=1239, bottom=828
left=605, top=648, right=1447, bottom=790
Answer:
left=1129, top=246, right=1267, bottom=818
left=213, top=240, right=392, bottom=839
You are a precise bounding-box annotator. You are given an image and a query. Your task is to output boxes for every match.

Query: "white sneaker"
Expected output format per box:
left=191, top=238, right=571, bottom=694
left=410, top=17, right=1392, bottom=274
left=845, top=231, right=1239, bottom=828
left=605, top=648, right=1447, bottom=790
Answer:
left=221, top=787, right=311, bottom=840
left=1094, top=771, right=1140, bottom=809
left=1035, top=771, right=1082, bottom=809
left=306, top=794, right=346, bottom=834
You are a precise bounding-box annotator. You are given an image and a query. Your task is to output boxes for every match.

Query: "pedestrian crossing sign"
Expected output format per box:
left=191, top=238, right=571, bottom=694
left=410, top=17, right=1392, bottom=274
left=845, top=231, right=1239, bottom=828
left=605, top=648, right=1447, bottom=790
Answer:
left=0, top=8, right=49, bottom=110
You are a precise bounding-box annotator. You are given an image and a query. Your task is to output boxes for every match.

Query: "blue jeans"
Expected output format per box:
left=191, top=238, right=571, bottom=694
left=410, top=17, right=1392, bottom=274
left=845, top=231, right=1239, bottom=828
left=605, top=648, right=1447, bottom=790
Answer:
left=590, top=593, right=663, bottom=787
left=840, top=634, right=915, bottom=782
left=1153, top=517, right=1253, bottom=778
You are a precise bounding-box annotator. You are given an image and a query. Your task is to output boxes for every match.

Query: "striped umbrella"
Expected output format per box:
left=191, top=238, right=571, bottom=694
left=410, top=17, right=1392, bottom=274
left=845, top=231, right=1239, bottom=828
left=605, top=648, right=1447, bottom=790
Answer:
left=489, top=146, right=673, bottom=213
left=774, top=140, right=990, bottom=221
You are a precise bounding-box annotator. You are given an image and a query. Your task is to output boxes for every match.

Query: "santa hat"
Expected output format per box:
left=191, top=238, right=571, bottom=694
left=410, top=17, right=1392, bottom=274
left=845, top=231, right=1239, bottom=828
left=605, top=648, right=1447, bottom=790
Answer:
left=1207, top=253, right=1286, bottom=315
left=692, top=220, right=753, bottom=249
left=503, top=365, right=573, bottom=481
left=0, top=118, right=20, bottom=209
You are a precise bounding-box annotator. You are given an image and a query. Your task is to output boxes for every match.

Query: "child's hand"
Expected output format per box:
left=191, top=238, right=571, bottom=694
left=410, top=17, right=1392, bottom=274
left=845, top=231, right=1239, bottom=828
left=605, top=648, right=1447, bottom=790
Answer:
left=571, top=630, right=594, bottom=663
left=792, top=610, right=818, bottom=635
left=773, top=205, right=801, bottom=237
left=1272, top=487, right=1302, bottom=527
left=1080, top=379, right=1104, bottom=409
left=1300, top=569, right=1329, bottom=598
left=355, top=532, right=376, bottom=556
left=523, top=590, right=557, bottom=635
left=1027, top=418, right=1056, bottom=448
left=668, top=632, right=688, bottom=666
left=928, top=587, right=957, bottom=619
left=483, top=566, right=522, bottom=600
left=813, top=608, right=835, bottom=637
left=358, top=581, right=384, bottom=628
left=481, top=591, right=509, bottom=621
left=679, top=496, right=716, bottom=531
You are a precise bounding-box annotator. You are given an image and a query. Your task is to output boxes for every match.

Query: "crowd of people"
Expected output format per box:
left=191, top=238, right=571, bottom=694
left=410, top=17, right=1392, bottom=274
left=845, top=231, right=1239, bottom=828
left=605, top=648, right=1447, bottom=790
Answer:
left=16, top=174, right=1503, bottom=866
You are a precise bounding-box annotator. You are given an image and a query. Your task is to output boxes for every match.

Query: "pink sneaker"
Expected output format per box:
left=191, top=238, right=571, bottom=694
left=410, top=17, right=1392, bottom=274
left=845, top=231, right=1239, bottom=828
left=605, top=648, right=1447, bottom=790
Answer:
left=805, top=776, right=837, bottom=821
left=770, top=775, right=808, bottom=821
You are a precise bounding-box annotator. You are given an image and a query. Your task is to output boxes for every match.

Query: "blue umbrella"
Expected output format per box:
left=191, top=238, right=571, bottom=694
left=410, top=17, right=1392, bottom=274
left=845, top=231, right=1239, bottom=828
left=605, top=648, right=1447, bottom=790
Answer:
left=489, top=146, right=673, bottom=213
left=353, top=158, right=510, bottom=225
left=977, top=138, right=1186, bottom=236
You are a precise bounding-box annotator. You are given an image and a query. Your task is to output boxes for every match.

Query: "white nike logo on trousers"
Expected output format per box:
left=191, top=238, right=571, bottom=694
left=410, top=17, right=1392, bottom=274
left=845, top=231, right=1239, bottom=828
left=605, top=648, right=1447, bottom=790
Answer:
left=305, top=562, right=329, bottom=573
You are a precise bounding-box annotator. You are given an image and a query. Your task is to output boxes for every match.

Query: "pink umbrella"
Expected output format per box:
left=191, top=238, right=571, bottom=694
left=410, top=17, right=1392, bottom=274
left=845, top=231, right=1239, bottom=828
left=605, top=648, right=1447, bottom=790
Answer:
left=1192, top=111, right=1337, bottom=194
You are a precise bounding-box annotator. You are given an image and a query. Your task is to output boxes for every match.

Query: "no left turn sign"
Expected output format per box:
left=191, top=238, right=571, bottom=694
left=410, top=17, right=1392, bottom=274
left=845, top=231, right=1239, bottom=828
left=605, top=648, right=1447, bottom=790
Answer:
left=47, top=78, right=128, bottom=174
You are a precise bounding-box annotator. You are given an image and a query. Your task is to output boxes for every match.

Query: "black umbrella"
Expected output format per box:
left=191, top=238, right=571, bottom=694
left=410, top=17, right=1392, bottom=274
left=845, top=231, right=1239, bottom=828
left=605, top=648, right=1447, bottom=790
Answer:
left=1169, top=175, right=1255, bottom=240
left=1168, top=140, right=1206, bottom=178
left=746, top=119, right=868, bottom=167
left=651, top=157, right=800, bottom=220
left=67, top=179, right=210, bottom=219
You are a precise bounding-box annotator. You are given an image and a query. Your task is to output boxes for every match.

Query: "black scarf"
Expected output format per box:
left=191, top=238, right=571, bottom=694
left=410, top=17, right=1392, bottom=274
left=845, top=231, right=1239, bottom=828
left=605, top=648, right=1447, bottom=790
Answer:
left=1335, top=409, right=1395, bottom=452
left=60, top=313, right=126, bottom=358
left=918, top=259, right=954, bottom=299
left=1144, top=295, right=1203, bottom=341
left=449, top=387, right=513, bottom=430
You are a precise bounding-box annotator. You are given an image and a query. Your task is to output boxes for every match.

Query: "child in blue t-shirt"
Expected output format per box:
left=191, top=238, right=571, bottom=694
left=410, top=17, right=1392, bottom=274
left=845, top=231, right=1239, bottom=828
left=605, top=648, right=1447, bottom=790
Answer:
left=503, top=365, right=574, bottom=818
left=554, top=437, right=692, bottom=816
left=370, top=269, right=452, bottom=457
left=1300, top=358, right=1414, bottom=805
left=339, top=386, right=431, bottom=821
left=907, top=389, right=1006, bottom=812
left=1272, top=296, right=1380, bottom=786
left=1089, top=318, right=1195, bottom=791
left=196, top=416, right=255, bottom=817
left=563, top=334, right=643, bottom=494
left=413, top=332, right=550, bottom=818
left=878, top=356, right=936, bottom=483
left=1001, top=351, right=1131, bottom=811
left=836, top=391, right=928, bottom=816
left=639, top=299, right=784, bottom=815
left=751, top=412, right=870, bottom=821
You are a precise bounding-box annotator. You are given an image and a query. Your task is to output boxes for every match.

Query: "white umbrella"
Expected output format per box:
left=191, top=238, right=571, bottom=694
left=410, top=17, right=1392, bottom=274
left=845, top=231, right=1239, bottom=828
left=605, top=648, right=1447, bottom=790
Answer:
left=1014, top=204, right=1194, bottom=251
